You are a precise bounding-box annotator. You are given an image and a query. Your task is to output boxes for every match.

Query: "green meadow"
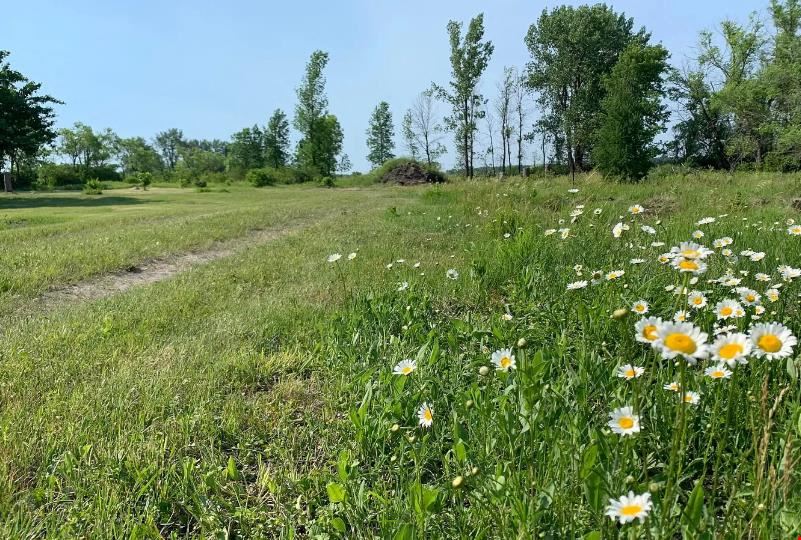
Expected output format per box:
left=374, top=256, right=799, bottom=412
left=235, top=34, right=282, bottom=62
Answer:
left=0, top=173, right=800, bottom=538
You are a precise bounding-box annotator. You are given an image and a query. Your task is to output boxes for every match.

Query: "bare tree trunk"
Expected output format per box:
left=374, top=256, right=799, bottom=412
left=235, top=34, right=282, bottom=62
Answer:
left=3, top=173, right=14, bottom=193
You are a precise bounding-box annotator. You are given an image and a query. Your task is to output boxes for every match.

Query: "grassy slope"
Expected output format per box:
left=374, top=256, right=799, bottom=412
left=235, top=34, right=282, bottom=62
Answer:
left=0, top=172, right=800, bottom=538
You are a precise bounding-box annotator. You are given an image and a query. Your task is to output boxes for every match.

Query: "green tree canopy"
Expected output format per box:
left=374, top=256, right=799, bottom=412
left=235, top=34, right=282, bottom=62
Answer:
left=366, top=101, right=395, bottom=167
left=525, top=5, right=648, bottom=175
left=594, top=43, right=670, bottom=180
left=0, top=50, right=60, bottom=186
left=264, top=109, right=291, bottom=168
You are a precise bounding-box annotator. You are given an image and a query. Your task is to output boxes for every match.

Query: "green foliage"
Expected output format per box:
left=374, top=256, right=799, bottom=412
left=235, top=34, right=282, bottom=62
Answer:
left=154, top=128, right=184, bottom=170
left=82, top=178, right=104, bottom=194
left=366, top=101, right=396, bottom=167
left=594, top=43, right=670, bottom=181
left=247, top=168, right=277, bottom=187
left=114, top=136, right=164, bottom=176
left=228, top=125, right=265, bottom=173
left=57, top=123, right=116, bottom=174
left=264, top=109, right=291, bottom=168
left=525, top=5, right=648, bottom=173
left=0, top=50, right=60, bottom=184
left=433, top=14, right=494, bottom=178
left=294, top=51, right=343, bottom=177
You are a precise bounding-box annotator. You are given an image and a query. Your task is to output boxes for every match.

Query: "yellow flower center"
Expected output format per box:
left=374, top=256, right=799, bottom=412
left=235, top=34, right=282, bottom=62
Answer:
left=423, top=409, right=432, bottom=421
left=683, top=394, right=695, bottom=403
left=711, top=370, right=725, bottom=378
left=664, top=333, right=697, bottom=354
left=693, top=297, right=703, bottom=305
left=401, top=366, right=413, bottom=375
left=757, top=334, right=782, bottom=353
left=642, top=325, right=658, bottom=341
left=746, top=294, right=755, bottom=302
left=620, top=504, right=643, bottom=517
left=679, top=259, right=699, bottom=270
left=719, top=307, right=733, bottom=317
left=681, top=249, right=700, bottom=259
left=618, top=417, right=634, bottom=429
left=625, top=369, right=635, bottom=378
left=500, top=356, right=511, bottom=368
left=718, top=343, right=743, bottom=360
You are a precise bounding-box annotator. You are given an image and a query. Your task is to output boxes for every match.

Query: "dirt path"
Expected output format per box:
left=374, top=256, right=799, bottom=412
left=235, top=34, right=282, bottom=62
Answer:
left=27, top=220, right=312, bottom=312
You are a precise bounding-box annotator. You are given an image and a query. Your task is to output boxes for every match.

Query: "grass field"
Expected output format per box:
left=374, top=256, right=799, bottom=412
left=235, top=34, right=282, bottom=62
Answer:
left=1, top=173, right=800, bottom=538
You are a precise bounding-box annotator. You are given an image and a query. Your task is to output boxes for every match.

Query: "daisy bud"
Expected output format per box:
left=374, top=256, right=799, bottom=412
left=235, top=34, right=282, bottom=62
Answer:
left=390, top=455, right=397, bottom=462
left=517, top=337, right=527, bottom=348
left=451, top=475, right=464, bottom=489
left=390, top=423, right=399, bottom=433
left=465, top=400, right=474, bottom=409
left=471, top=467, right=479, bottom=476
left=407, top=435, right=416, bottom=443
left=625, top=475, right=634, bottom=484
left=757, top=503, right=765, bottom=511
left=479, top=366, right=490, bottom=376
left=612, top=308, right=628, bottom=320
left=649, top=483, right=660, bottom=493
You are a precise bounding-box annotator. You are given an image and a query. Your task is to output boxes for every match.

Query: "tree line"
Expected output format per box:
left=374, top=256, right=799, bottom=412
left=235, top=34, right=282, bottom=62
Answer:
left=1, top=0, right=800, bottom=190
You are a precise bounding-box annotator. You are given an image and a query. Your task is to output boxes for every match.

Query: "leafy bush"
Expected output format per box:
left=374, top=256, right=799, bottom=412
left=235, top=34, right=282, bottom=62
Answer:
left=247, top=168, right=278, bottom=187
left=37, top=164, right=120, bottom=188
left=764, top=151, right=801, bottom=172
left=82, top=178, right=104, bottom=195
left=320, top=176, right=335, bottom=188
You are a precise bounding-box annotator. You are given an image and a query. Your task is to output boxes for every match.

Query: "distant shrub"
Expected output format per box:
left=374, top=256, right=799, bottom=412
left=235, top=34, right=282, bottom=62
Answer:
left=82, top=178, right=104, bottom=195
left=320, top=176, right=335, bottom=188
left=247, top=168, right=278, bottom=187
left=37, top=164, right=120, bottom=189
left=200, top=172, right=229, bottom=184
left=764, top=152, right=801, bottom=173
left=646, top=163, right=694, bottom=181
left=193, top=178, right=207, bottom=188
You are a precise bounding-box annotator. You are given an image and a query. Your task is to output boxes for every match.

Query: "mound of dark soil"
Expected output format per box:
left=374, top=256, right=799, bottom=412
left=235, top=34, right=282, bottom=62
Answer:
left=381, top=162, right=446, bottom=185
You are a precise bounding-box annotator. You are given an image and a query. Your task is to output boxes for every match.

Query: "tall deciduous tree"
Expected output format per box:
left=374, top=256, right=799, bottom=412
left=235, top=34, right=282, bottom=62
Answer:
left=294, top=50, right=335, bottom=176
left=0, top=50, right=60, bottom=190
left=403, top=90, right=447, bottom=167
left=264, top=109, right=290, bottom=168
left=154, top=128, right=184, bottom=170
left=434, top=14, right=494, bottom=178
left=228, top=125, right=265, bottom=172
left=114, top=136, right=164, bottom=176
left=594, top=43, right=670, bottom=180
left=58, top=123, right=115, bottom=174
left=525, top=5, right=647, bottom=178
left=495, top=67, right=515, bottom=175
left=366, top=101, right=395, bottom=167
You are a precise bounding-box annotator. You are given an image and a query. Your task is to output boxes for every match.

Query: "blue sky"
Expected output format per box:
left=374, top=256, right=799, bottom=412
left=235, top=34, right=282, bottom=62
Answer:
left=6, top=0, right=764, bottom=172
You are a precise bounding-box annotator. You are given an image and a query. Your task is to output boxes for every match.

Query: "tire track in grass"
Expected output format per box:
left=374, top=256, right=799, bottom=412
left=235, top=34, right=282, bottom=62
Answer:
left=13, top=217, right=321, bottom=315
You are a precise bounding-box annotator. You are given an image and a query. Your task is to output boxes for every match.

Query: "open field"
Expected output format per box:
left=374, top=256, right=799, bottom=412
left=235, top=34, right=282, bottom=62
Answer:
left=1, top=173, right=801, bottom=538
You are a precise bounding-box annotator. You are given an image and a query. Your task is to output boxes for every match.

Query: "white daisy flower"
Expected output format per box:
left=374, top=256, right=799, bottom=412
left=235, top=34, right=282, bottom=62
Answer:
left=755, top=273, right=771, bottom=282
left=567, top=280, right=588, bottom=290
left=683, top=391, right=701, bottom=405
left=417, top=402, right=433, bottom=428
left=631, top=300, right=649, bottom=315
left=710, top=333, right=751, bottom=367
left=607, top=406, right=640, bottom=436
left=605, top=492, right=652, bottom=524
left=612, top=222, right=630, bottom=238
left=749, top=323, right=797, bottom=360
left=606, top=270, right=625, bottom=281
left=641, top=225, right=656, bottom=234
left=634, top=317, right=663, bottom=345
left=327, top=253, right=342, bottom=263
left=616, top=364, right=644, bottom=380
left=628, top=204, right=644, bottom=215
left=672, top=257, right=707, bottom=275
left=393, top=359, right=417, bottom=375
left=714, top=299, right=742, bottom=320
left=446, top=269, right=459, bottom=280
left=788, top=224, right=801, bottom=236
left=687, top=291, right=707, bottom=309
left=696, top=217, right=715, bottom=225
left=738, top=288, right=761, bottom=306
left=654, top=322, right=709, bottom=363
left=663, top=381, right=680, bottom=392
left=491, top=348, right=516, bottom=371
left=705, top=364, right=733, bottom=379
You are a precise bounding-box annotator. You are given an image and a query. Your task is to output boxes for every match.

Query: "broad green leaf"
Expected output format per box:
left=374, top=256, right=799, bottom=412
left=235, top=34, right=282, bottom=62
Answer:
left=682, top=480, right=704, bottom=531
left=331, top=517, right=346, bottom=533
left=327, top=482, right=346, bottom=503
